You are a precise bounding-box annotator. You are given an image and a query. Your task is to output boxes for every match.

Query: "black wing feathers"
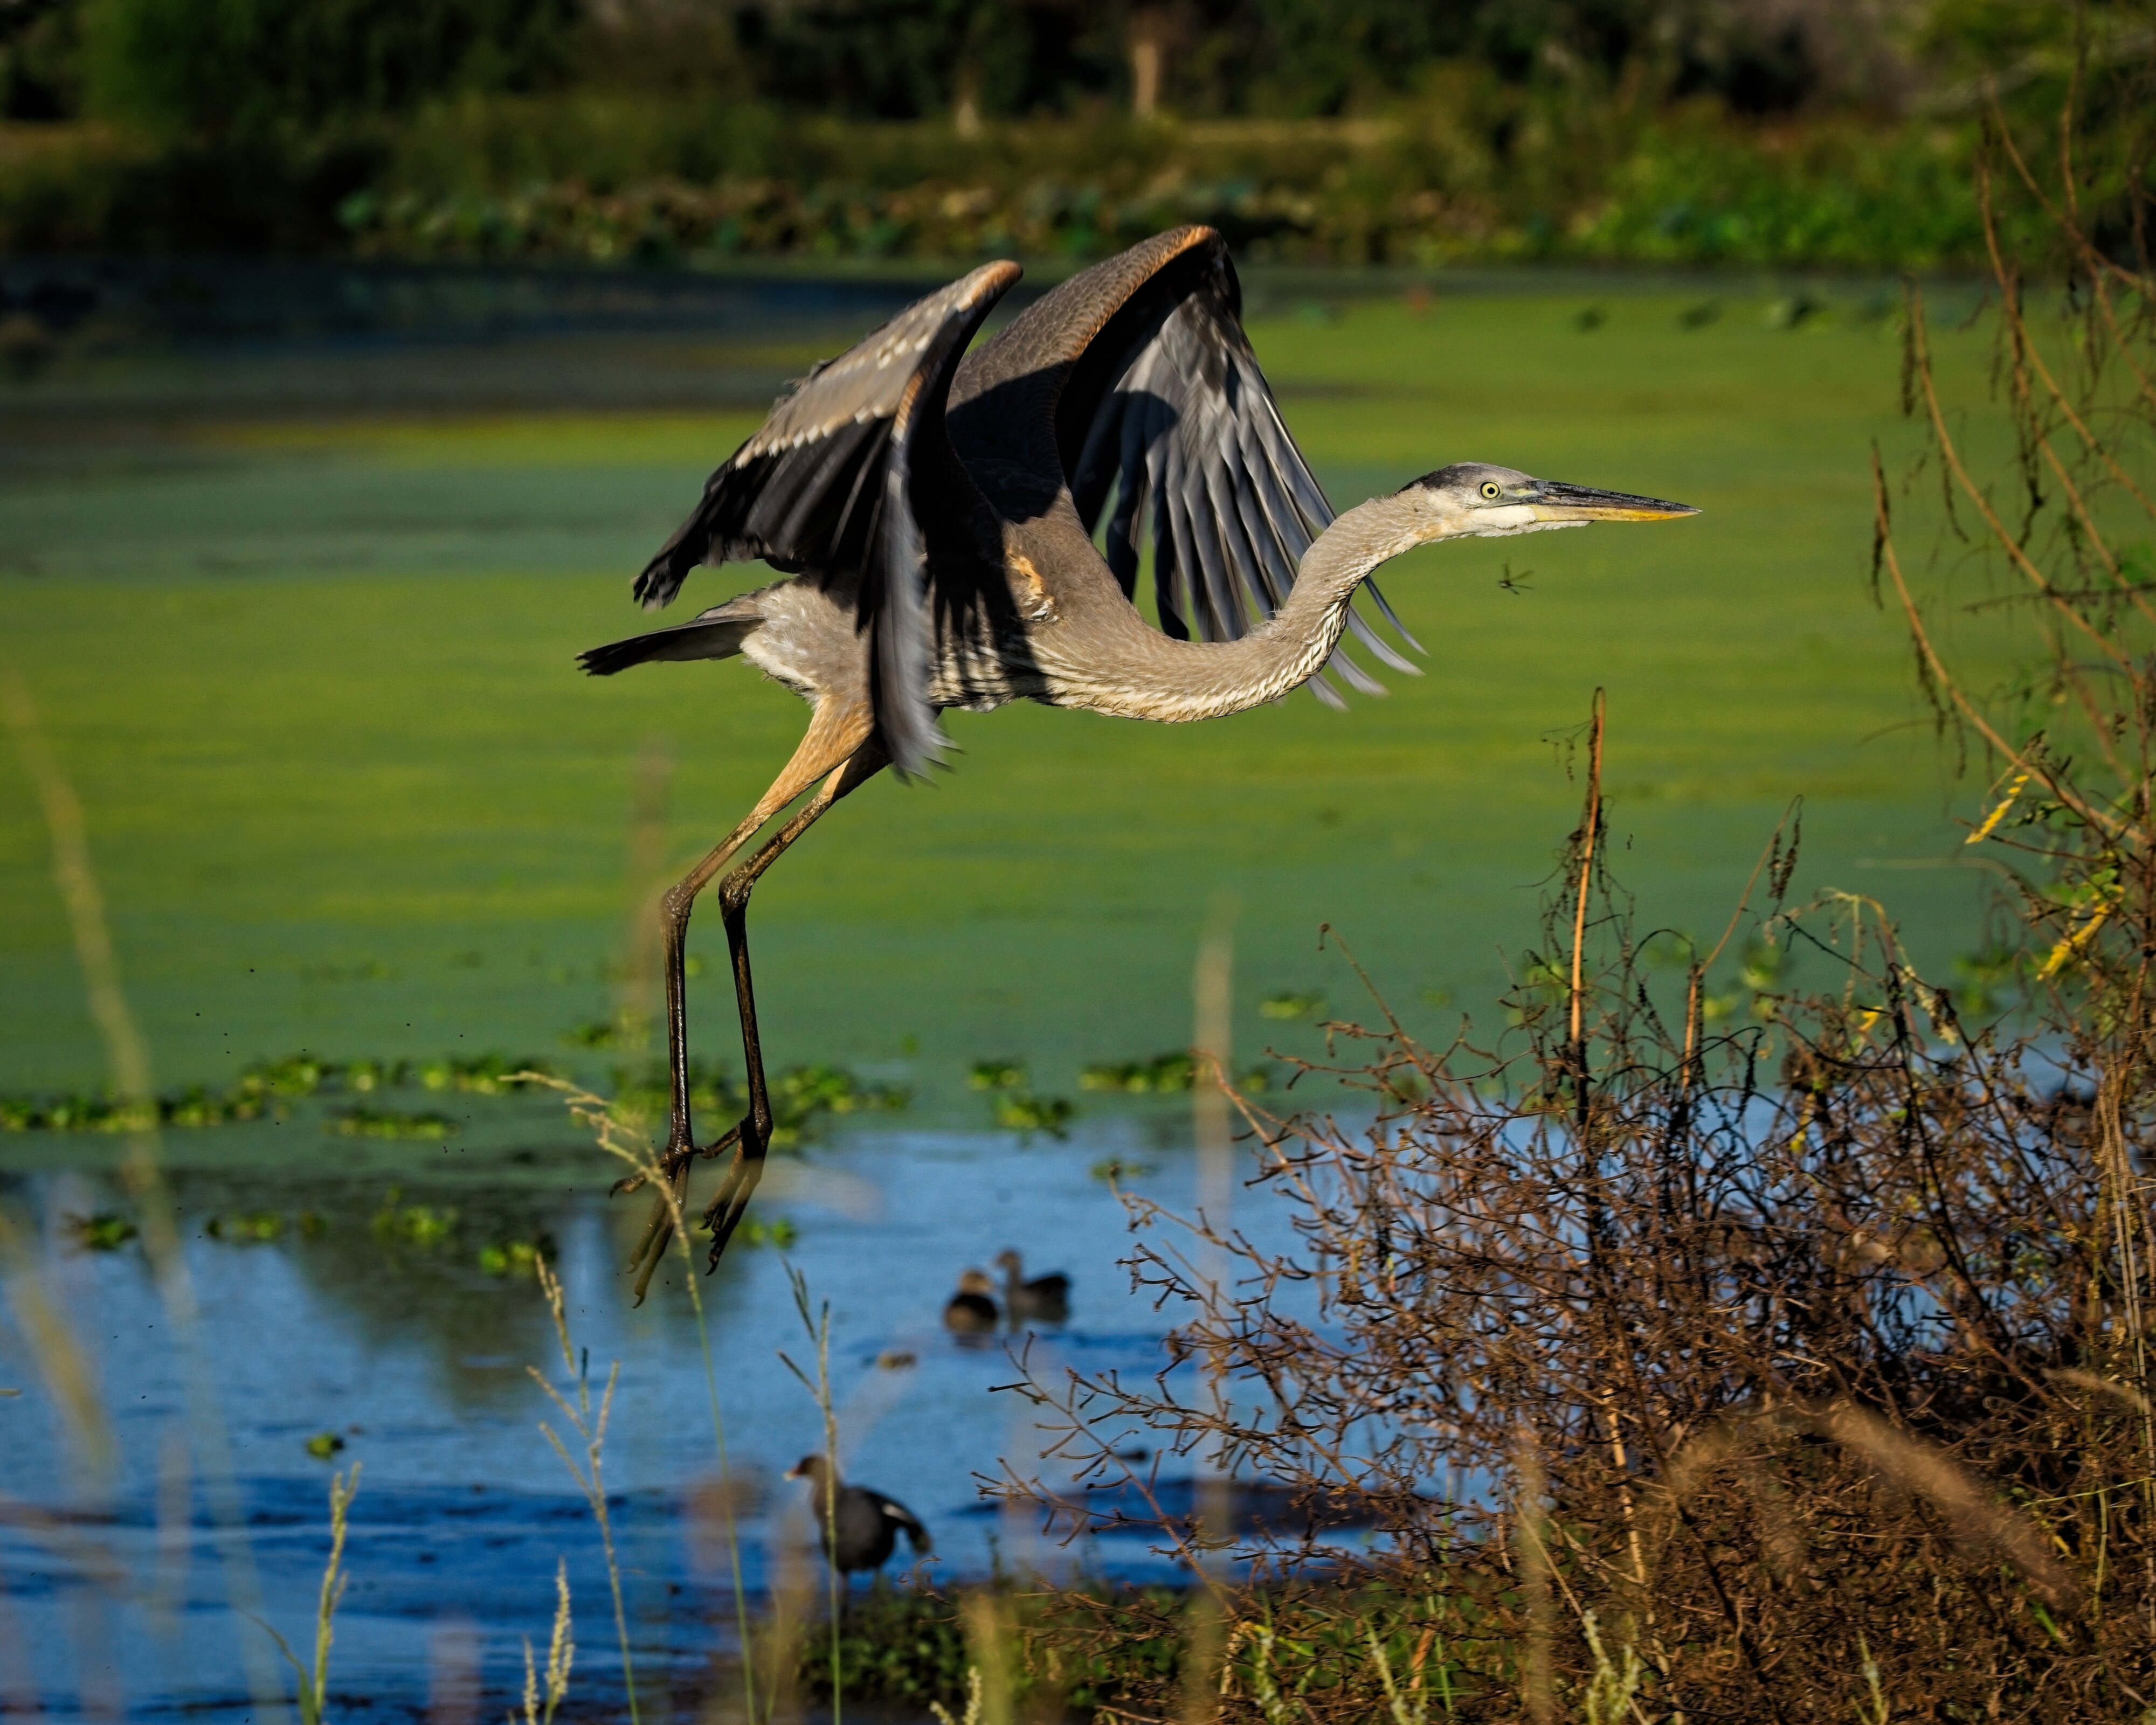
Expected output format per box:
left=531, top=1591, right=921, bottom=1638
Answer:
left=632, top=261, right=1020, bottom=775
left=1065, top=234, right=1419, bottom=697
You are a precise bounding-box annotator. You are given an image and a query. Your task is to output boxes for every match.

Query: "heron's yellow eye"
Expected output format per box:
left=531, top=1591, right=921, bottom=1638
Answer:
left=1479, top=481, right=1502, bottom=500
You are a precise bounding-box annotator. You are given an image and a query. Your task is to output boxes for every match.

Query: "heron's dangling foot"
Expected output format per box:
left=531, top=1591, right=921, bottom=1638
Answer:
left=697, top=1119, right=769, bottom=1272
left=623, top=1121, right=743, bottom=1305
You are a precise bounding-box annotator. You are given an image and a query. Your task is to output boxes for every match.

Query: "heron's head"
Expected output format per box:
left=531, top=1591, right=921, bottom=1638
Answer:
left=785, top=1454, right=829, bottom=1482
left=1401, top=463, right=1698, bottom=542
left=993, top=1249, right=1022, bottom=1273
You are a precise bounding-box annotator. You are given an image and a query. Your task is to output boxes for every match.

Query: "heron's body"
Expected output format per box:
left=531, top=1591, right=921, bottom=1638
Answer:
left=588, top=226, right=1696, bottom=1292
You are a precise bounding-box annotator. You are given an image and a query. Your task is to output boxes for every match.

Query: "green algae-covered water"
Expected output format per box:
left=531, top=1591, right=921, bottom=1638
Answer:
left=0, top=258, right=2017, bottom=1718
left=0, top=262, right=2006, bottom=1102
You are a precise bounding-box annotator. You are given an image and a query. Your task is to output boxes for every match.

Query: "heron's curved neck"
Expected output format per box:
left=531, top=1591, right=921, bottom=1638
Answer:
left=1081, top=494, right=1418, bottom=723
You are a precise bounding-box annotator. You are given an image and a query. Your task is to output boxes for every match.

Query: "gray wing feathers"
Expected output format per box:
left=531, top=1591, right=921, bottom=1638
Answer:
left=579, top=601, right=761, bottom=677
left=1070, top=259, right=1421, bottom=701
left=625, top=259, right=1021, bottom=777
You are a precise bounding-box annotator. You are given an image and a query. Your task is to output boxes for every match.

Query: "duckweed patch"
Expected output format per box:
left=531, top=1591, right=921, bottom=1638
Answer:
left=731, top=1215, right=798, bottom=1249
left=476, top=1235, right=554, bottom=1276
left=0, top=1049, right=553, bottom=1134
left=968, top=1059, right=1027, bottom=1091
left=64, top=1211, right=137, bottom=1251
left=205, top=1210, right=285, bottom=1242
left=371, top=1195, right=459, bottom=1248
left=992, top=1092, right=1074, bottom=1138
left=1079, top=1053, right=1272, bottom=1093
left=329, top=1107, right=458, bottom=1141
left=609, top=1058, right=907, bottom=1148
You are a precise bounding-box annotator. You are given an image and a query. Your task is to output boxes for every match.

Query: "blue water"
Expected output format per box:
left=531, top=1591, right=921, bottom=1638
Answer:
left=0, top=1112, right=1324, bottom=1719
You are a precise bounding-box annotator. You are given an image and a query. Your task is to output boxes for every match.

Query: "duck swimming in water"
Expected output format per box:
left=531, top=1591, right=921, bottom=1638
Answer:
left=943, top=1268, right=999, bottom=1333
left=995, top=1249, right=1070, bottom=1325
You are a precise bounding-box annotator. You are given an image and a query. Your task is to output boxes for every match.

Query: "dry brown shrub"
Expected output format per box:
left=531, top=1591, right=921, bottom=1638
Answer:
left=988, top=39, right=2156, bottom=1725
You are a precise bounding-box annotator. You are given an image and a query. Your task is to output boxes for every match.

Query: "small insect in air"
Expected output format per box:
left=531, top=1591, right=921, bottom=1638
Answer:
left=1498, top=562, right=1535, bottom=594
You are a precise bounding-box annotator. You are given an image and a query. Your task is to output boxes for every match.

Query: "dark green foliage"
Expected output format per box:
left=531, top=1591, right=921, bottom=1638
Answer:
left=78, top=0, right=578, bottom=140
left=0, top=1, right=2141, bottom=263
left=796, top=1578, right=1487, bottom=1718
left=801, top=1583, right=970, bottom=1712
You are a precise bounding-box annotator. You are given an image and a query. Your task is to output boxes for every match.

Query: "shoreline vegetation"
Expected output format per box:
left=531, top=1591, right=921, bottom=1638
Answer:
left=0, top=101, right=2048, bottom=272
left=1, top=4, right=2147, bottom=273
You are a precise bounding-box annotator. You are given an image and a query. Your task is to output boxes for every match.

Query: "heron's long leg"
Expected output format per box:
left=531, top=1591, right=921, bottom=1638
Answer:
left=627, top=737, right=887, bottom=1296
left=647, top=702, right=874, bottom=1173
left=698, top=742, right=889, bottom=1271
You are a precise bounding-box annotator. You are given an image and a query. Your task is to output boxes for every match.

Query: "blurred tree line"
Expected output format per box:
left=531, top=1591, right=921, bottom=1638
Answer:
left=0, top=0, right=2144, bottom=262
left=0, top=0, right=2104, bottom=133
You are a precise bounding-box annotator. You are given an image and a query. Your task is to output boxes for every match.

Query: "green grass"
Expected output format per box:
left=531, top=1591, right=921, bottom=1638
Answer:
left=0, top=284, right=2013, bottom=1115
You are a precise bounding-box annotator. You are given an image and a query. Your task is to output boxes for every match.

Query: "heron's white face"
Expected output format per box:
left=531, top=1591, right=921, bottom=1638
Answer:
left=1405, top=462, right=1698, bottom=542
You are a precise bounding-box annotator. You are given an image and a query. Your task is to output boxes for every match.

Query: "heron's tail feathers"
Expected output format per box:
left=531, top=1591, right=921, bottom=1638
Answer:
left=578, top=602, right=761, bottom=676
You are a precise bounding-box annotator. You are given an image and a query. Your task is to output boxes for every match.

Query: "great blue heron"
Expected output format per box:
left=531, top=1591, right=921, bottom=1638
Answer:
left=586, top=225, right=1696, bottom=1293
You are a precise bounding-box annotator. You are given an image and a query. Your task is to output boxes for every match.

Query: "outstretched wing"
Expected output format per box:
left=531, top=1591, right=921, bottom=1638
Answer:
left=635, top=259, right=1021, bottom=774
left=958, top=226, right=1419, bottom=708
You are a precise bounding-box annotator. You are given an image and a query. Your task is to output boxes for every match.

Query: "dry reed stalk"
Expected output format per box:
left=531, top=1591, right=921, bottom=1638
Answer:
left=1187, top=903, right=1237, bottom=1725
left=1567, top=688, right=1604, bottom=1070
left=530, top=1256, right=639, bottom=1725
left=523, top=1070, right=763, bottom=1717
left=1513, top=1431, right=1552, bottom=1725
left=519, top=1560, right=575, bottom=1725
left=248, top=1466, right=360, bottom=1725
left=779, top=1265, right=847, bottom=1724
left=618, top=736, right=675, bottom=1053
left=962, top=1592, right=1018, bottom=1725
left=0, top=662, right=287, bottom=1716
left=0, top=1204, right=112, bottom=1480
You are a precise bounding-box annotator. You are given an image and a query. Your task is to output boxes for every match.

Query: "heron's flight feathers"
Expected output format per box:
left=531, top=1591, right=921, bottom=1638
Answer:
left=628, top=259, right=1020, bottom=776
left=952, top=225, right=1419, bottom=702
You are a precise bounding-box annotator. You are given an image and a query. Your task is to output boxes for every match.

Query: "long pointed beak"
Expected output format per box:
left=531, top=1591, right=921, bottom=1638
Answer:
left=1532, top=481, right=1699, bottom=524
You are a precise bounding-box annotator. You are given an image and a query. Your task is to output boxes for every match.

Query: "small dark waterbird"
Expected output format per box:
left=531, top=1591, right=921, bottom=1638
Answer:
left=995, top=1249, right=1070, bottom=1325
left=587, top=226, right=1697, bottom=1292
left=943, top=1267, right=1000, bottom=1333
left=785, top=1454, right=932, bottom=1576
